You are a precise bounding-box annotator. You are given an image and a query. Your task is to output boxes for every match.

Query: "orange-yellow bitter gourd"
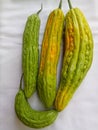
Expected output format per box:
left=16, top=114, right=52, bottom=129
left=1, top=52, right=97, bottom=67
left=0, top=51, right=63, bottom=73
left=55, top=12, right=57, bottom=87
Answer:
left=38, top=0, right=64, bottom=108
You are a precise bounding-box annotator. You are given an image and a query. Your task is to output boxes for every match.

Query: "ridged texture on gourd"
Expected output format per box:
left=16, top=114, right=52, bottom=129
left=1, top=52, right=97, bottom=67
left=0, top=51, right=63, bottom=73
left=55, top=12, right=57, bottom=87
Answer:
left=37, top=9, right=64, bottom=108
left=55, top=8, right=93, bottom=111
left=15, top=89, right=58, bottom=128
left=22, top=14, right=40, bottom=98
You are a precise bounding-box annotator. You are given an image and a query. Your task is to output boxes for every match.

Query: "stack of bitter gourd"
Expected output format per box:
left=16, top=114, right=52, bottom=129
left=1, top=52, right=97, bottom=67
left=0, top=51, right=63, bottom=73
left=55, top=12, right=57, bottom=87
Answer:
left=15, top=0, right=93, bottom=128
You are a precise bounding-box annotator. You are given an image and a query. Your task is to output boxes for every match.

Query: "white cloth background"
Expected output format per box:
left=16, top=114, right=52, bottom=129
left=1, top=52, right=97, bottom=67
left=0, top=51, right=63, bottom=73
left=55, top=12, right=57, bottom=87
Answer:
left=0, top=0, right=98, bottom=130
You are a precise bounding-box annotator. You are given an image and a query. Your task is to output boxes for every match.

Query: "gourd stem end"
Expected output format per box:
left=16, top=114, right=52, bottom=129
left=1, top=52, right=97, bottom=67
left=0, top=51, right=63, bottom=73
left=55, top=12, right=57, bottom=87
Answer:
left=19, top=73, right=24, bottom=90
left=58, top=0, right=62, bottom=9
left=68, top=0, right=72, bottom=9
left=37, top=4, right=43, bottom=15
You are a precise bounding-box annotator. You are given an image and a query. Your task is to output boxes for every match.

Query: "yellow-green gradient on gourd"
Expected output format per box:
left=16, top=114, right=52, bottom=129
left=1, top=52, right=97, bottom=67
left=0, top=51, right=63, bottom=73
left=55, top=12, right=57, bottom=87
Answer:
left=55, top=0, right=93, bottom=111
left=37, top=0, right=64, bottom=108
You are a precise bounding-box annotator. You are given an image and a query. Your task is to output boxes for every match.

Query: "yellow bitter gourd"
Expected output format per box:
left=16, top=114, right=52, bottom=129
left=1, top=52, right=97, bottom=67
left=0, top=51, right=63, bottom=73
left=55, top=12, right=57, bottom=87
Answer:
left=37, top=0, right=64, bottom=108
left=55, top=0, right=94, bottom=111
left=22, top=6, right=42, bottom=98
left=15, top=76, right=58, bottom=128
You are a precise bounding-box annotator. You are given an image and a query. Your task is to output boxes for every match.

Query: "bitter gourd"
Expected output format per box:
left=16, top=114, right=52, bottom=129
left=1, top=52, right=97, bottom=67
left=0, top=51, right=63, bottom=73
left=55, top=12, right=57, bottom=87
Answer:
left=37, top=0, right=64, bottom=108
left=55, top=0, right=93, bottom=111
left=22, top=6, right=42, bottom=98
left=15, top=77, right=58, bottom=128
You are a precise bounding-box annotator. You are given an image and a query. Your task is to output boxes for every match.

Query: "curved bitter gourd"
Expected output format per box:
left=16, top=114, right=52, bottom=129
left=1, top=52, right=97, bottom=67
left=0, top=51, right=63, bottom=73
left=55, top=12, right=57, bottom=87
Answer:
left=15, top=76, right=58, bottom=128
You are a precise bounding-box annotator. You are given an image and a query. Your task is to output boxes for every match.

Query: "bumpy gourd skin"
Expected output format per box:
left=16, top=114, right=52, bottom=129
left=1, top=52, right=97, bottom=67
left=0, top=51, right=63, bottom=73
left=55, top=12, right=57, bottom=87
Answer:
left=22, top=14, right=40, bottom=98
left=55, top=8, right=93, bottom=111
left=37, top=4, right=64, bottom=108
left=15, top=89, right=58, bottom=128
